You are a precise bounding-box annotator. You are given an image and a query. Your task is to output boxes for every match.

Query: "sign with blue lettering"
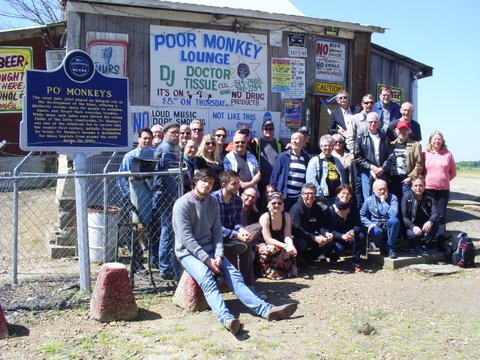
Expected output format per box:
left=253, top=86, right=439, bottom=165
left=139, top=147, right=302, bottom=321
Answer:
left=130, top=106, right=281, bottom=142
left=150, top=25, right=267, bottom=110
left=19, top=50, right=130, bottom=152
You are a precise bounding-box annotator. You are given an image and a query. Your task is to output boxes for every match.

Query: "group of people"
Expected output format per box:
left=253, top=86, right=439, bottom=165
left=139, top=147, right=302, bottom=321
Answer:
left=118, top=86, right=456, bottom=335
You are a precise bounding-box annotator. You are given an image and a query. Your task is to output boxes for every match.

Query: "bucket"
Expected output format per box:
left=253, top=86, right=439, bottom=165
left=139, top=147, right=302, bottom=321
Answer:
left=87, top=205, right=121, bottom=263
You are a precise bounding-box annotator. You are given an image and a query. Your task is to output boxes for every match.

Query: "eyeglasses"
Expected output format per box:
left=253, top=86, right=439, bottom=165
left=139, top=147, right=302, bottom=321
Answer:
left=191, top=128, right=203, bottom=132
left=215, top=134, right=226, bottom=138
left=205, top=142, right=215, bottom=146
left=363, top=101, right=374, bottom=105
left=264, top=127, right=274, bottom=131
left=180, top=132, right=191, bottom=135
left=235, top=141, right=246, bottom=144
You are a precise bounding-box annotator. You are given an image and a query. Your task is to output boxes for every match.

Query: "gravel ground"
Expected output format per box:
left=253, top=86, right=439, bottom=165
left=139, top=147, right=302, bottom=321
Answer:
left=1, top=174, right=479, bottom=360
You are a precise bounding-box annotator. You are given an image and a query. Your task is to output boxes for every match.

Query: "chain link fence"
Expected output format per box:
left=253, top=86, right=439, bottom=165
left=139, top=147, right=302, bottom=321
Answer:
left=0, top=152, right=183, bottom=312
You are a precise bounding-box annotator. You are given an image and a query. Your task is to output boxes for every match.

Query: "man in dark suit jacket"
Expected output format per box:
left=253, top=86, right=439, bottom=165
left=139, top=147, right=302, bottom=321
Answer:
left=328, top=90, right=357, bottom=145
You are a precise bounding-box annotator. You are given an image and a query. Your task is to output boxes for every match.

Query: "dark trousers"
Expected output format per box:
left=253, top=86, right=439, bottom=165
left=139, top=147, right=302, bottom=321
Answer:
left=426, top=189, right=449, bottom=240
left=294, top=236, right=334, bottom=262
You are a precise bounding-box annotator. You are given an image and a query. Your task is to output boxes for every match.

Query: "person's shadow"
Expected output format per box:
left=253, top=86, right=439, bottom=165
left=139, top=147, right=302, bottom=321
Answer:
left=6, top=323, right=30, bottom=337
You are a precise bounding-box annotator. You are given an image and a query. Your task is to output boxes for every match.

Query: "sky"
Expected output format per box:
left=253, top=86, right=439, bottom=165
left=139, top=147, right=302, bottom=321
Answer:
left=1, top=0, right=478, bottom=160
left=290, top=0, right=479, bottom=161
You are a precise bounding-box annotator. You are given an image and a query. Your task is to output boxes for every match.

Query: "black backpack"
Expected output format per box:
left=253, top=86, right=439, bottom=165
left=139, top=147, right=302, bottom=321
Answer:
left=451, top=232, right=476, bottom=268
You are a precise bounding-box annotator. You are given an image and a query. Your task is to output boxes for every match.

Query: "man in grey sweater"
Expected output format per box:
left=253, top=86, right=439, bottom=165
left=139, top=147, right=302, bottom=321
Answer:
left=173, top=168, right=298, bottom=335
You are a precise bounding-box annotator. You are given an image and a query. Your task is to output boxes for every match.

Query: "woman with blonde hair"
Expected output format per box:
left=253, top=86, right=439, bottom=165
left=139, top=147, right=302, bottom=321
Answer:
left=254, top=192, right=297, bottom=279
left=195, top=133, right=223, bottom=191
left=423, top=130, right=456, bottom=246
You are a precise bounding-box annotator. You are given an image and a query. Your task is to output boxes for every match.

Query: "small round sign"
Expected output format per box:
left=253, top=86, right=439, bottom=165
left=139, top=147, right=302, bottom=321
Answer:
left=64, top=50, right=94, bottom=82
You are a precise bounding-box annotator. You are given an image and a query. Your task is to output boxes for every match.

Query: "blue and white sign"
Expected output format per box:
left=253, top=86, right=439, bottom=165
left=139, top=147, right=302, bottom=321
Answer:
left=150, top=25, right=268, bottom=110
left=20, top=50, right=130, bottom=152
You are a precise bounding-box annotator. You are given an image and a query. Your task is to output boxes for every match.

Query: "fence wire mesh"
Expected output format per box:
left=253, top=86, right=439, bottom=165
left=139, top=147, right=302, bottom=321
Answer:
left=0, top=152, right=183, bottom=312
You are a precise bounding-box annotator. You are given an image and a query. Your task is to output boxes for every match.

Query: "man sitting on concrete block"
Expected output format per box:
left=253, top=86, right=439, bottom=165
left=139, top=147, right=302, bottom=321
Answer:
left=172, top=168, right=298, bottom=335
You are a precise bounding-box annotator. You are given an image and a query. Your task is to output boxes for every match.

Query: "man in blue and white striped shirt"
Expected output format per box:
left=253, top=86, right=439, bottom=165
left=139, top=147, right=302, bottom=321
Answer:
left=270, top=132, right=311, bottom=211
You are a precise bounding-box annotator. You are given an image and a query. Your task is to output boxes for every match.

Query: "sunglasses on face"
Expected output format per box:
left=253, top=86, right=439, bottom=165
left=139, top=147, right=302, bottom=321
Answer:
left=205, top=142, right=215, bottom=146
left=264, top=127, right=274, bottom=131
left=215, top=134, right=226, bottom=138
left=235, top=141, right=246, bottom=144
left=191, top=128, right=203, bottom=132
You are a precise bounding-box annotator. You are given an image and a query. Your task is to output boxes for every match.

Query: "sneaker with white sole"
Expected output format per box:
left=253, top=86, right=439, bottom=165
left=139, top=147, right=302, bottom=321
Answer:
left=266, top=303, right=298, bottom=321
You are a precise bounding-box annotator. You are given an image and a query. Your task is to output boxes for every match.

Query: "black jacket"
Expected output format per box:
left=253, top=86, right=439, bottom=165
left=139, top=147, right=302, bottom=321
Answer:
left=401, top=192, right=438, bottom=230
left=328, top=106, right=357, bottom=135
left=354, top=130, right=390, bottom=171
left=289, top=196, right=327, bottom=240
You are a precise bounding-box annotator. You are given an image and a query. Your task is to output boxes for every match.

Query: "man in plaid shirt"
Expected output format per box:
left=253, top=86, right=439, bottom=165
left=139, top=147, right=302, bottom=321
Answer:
left=212, top=170, right=256, bottom=288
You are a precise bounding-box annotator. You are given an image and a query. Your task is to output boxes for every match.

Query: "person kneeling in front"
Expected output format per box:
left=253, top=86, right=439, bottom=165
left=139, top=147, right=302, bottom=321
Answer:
left=172, top=168, right=298, bottom=335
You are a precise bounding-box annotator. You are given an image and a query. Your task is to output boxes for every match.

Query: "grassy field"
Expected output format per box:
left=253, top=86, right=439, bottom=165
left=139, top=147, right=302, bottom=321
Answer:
left=457, top=167, right=480, bottom=178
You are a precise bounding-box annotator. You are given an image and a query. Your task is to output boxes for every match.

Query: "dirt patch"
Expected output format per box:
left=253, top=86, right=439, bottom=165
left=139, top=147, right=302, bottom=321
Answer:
left=1, top=175, right=480, bottom=359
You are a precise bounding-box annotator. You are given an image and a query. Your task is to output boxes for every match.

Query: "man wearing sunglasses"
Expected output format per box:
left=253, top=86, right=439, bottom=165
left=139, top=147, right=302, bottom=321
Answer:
left=213, top=127, right=228, bottom=160
left=223, top=132, right=260, bottom=194
left=328, top=90, right=357, bottom=147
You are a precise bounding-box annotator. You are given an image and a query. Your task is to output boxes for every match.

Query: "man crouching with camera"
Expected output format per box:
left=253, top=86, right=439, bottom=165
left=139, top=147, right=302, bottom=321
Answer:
left=360, top=179, right=400, bottom=259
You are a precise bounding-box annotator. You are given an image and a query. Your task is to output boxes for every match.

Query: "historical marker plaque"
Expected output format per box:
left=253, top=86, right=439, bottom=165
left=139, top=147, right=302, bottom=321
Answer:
left=20, top=50, right=130, bottom=152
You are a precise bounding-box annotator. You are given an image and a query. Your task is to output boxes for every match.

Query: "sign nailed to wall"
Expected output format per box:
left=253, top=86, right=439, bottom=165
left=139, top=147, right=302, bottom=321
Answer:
left=315, top=38, right=347, bottom=84
left=86, top=32, right=128, bottom=78
left=150, top=25, right=268, bottom=110
left=131, top=106, right=280, bottom=141
left=0, top=46, right=32, bottom=113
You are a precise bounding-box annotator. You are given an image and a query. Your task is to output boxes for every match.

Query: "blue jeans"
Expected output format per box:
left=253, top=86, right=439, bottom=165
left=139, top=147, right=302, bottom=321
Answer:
left=159, top=205, right=180, bottom=279
left=360, top=170, right=373, bottom=202
left=180, top=254, right=272, bottom=326
left=368, top=217, right=400, bottom=252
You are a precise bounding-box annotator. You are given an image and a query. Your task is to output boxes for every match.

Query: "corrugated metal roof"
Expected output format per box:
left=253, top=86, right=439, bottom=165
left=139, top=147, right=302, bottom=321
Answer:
left=75, top=0, right=385, bottom=34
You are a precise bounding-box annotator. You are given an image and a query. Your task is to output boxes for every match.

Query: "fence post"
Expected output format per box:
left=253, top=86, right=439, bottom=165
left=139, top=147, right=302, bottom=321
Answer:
left=75, top=152, right=91, bottom=292
left=12, top=152, right=34, bottom=284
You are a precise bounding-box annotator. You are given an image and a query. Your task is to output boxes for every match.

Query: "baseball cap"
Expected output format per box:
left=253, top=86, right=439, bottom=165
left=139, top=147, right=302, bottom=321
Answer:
left=238, top=124, right=251, bottom=135
left=396, top=120, right=410, bottom=130
left=262, top=120, right=274, bottom=129
left=298, top=126, right=309, bottom=135
left=163, top=123, right=180, bottom=132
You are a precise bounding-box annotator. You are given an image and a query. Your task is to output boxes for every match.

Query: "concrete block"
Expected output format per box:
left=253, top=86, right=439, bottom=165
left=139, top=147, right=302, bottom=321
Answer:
left=90, top=263, right=138, bottom=322
left=0, top=303, right=8, bottom=339
left=50, top=245, right=77, bottom=259
left=368, top=250, right=446, bottom=270
left=172, top=271, right=209, bottom=312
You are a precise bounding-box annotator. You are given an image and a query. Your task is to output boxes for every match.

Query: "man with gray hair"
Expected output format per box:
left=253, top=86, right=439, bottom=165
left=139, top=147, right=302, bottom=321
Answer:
left=354, top=112, right=390, bottom=204
left=360, top=179, right=400, bottom=259
left=328, top=89, right=357, bottom=146
left=151, top=124, right=163, bottom=147
left=306, top=134, right=345, bottom=208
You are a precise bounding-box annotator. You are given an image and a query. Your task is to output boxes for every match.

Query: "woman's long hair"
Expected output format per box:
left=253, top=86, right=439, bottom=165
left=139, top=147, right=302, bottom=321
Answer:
left=196, top=134, right=221, bottom=163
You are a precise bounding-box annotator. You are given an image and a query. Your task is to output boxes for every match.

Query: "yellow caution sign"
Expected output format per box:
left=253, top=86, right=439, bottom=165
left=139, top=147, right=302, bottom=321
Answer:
left=315, top=82, right=343, bottom=95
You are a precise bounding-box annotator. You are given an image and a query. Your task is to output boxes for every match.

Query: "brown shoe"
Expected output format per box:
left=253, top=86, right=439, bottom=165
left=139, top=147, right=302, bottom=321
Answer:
left=266, top=303, right=298, bottom=321
left=224, top=318, right=243, bottom=334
